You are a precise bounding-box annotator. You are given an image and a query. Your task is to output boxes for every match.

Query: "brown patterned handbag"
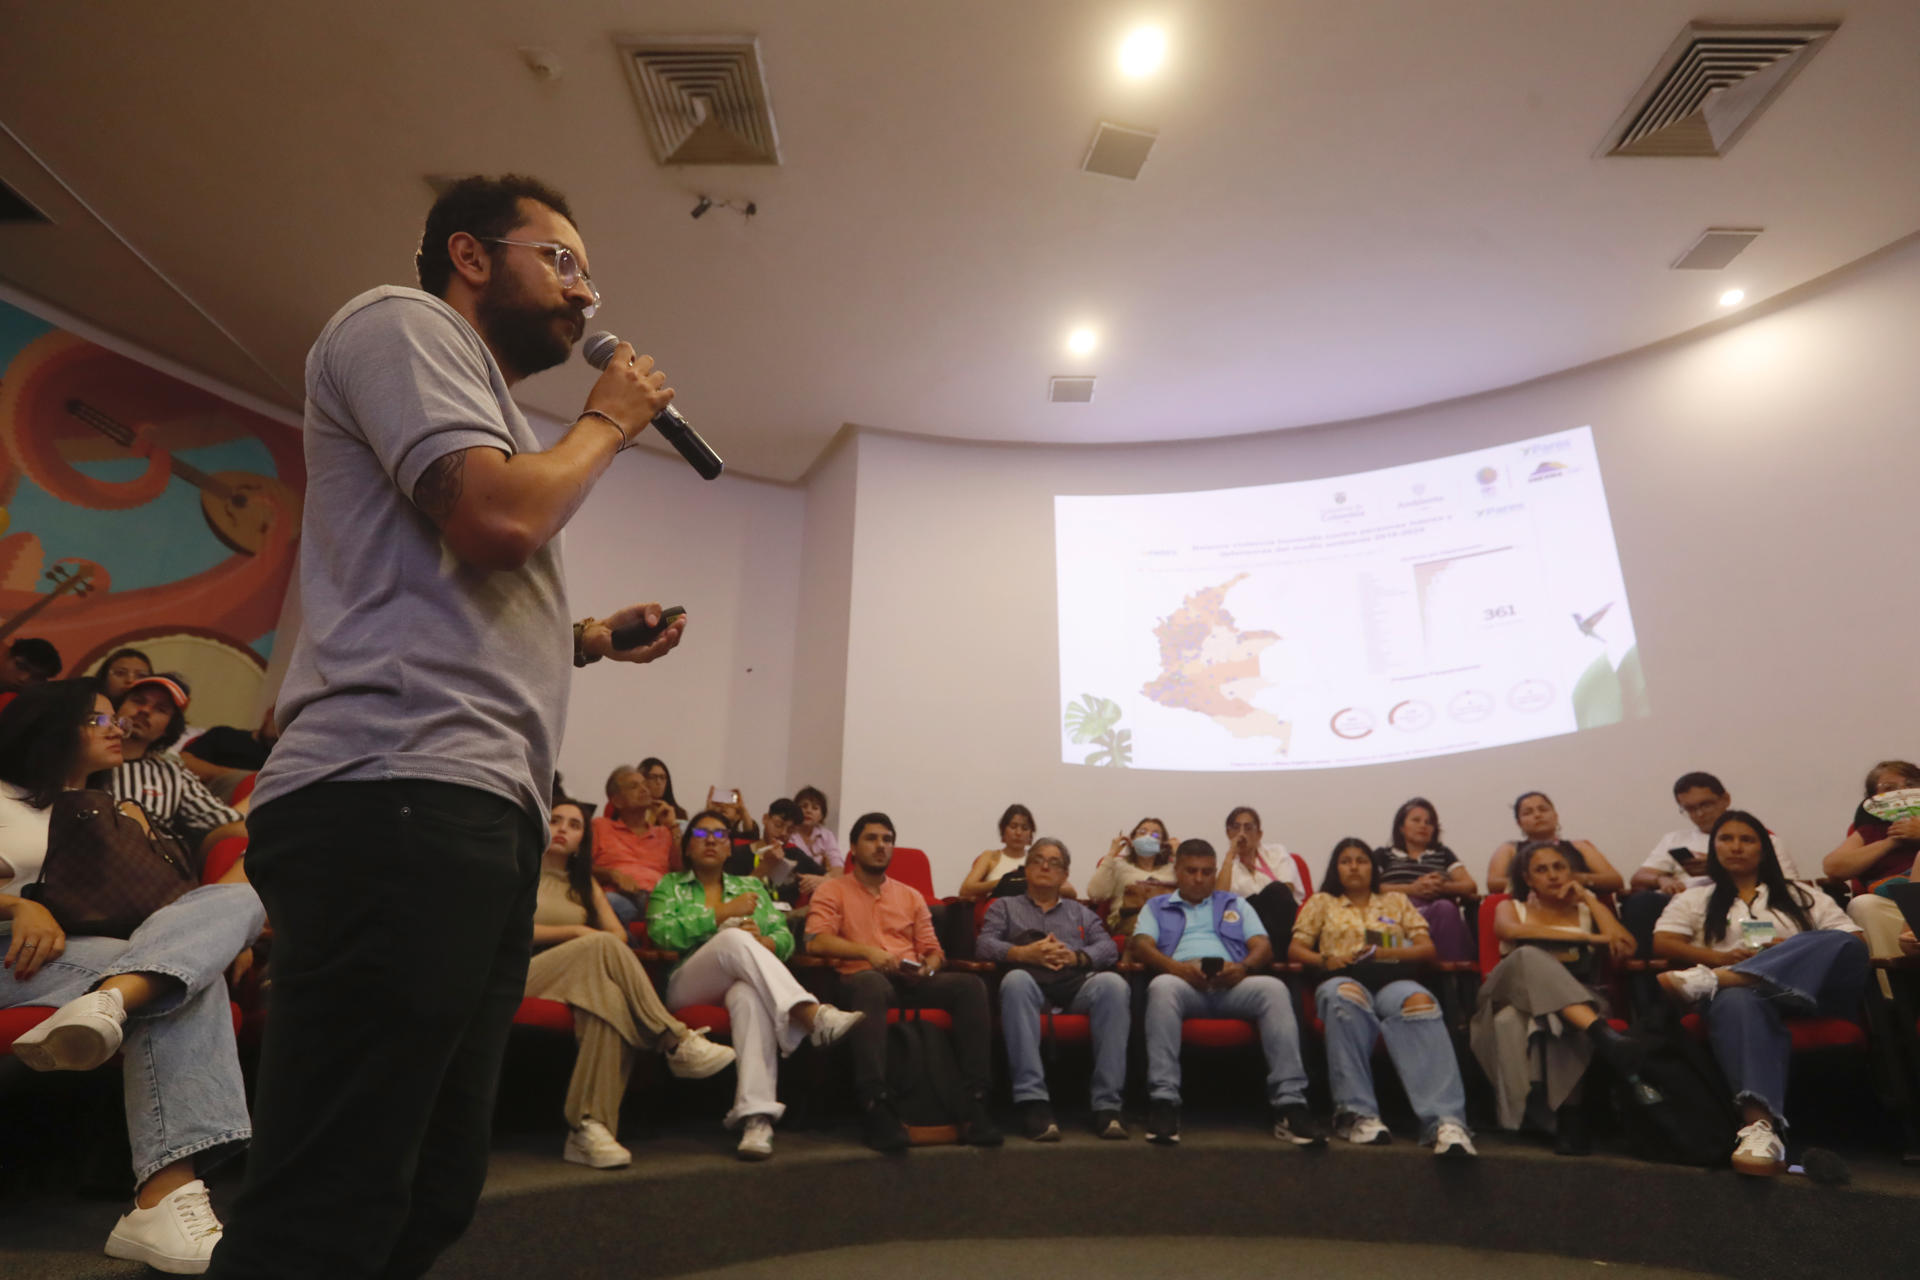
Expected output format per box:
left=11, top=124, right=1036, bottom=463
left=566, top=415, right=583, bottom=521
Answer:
left=22, top=790, right=198, bottom=938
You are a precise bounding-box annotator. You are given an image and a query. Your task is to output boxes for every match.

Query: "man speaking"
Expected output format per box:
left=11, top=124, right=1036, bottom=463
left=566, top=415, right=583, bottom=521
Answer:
left=210, top=175, right=688, bottom=1279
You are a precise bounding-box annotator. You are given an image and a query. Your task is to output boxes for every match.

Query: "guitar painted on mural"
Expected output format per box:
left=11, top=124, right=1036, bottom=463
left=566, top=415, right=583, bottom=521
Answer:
left=63, top=399, right=304, bottom=556
left=0, top=560, right=97, bottom=646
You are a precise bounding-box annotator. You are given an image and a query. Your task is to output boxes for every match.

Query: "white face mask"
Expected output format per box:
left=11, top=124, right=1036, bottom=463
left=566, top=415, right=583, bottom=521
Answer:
left=1131, top=834, right=1162, bottom=858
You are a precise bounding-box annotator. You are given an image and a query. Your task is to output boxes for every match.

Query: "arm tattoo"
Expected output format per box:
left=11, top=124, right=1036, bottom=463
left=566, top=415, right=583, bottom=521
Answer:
left=412, top=449, right=468, bottom=527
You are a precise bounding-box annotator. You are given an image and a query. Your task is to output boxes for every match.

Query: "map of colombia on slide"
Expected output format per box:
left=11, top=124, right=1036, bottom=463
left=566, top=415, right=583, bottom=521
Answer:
left=1055, top=426, right=1648, bottom=771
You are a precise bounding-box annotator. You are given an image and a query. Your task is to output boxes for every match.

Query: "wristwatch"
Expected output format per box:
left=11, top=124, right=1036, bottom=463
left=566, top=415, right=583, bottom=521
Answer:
left=573, top=619, right=603, bottom=668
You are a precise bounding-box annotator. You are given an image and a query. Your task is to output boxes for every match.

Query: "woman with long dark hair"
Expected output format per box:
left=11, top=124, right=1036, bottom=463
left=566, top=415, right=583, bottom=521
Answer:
left=522, top=796, right=734, bottom=1170
left=1487, top=791, right=1625, bottom=895
left=0, top=679, right=264, bottom=1272
left=1375, top=798, right=1475, bottom=961
left=93, top=646, right=154, bottom=701
left=637, top=757, right=687, bottom=821
left=1653, top=810, right=1866, bottom=1177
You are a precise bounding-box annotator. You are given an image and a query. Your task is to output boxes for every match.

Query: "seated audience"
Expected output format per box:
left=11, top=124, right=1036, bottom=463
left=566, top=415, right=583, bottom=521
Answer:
left=1131, top=838, right=1325, bottom=1147
left=1621, top=771, right=1802, bottom=956
left=1487, top=791, right=1624, bottom=895
left=958, top=803, right=1037, bottom=901
left=1654, top=810, right=1868, bottom=1177
left=108, top=674, right=247, bottom=857
left=590, top=764, right=681, bottom=927
left=525, top=798, right=734, bottom=1170
left=752, top=797, right=825, bottom=906
left=1289, top=838, right=1474, bottom=1156
left=1820, top=760, right=1920, bottom=971
left=649, top=811, right=863, bottom=1160
left=637, top=756, right=689, bottom=824
left=181, top=704, right=280, bottom=774
left=0, top=680, right=264, bottom=1272
left=1219, top=805, right=1305, bottom=939
left=701, top=786, right=760, bottom=841
left=805, top=812, right=1000, bottom=1151
left=94, top=646, right=154, bottom=701
left=1, top=636, right=62, bottom=692
left=976, top=838, right=1126, bottom=1141
left=790, top=784, right=843, bottom=877
left=1085, top=815, right=1177, bottom=938
left=1375, top=798, right=1476, bottom=962
left=1471, top=840, right=1638, bottom=1155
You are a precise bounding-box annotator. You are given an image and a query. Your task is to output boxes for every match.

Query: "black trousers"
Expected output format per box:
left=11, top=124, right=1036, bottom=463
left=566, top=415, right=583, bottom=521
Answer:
left=839, top=969, right=992, bottom=1097
left=207, top=781, right=541, bottom=1280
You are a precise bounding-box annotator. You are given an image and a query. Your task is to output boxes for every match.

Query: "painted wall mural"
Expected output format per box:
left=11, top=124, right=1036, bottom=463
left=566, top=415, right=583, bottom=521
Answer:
left=0, top=299, right=304, bottom=730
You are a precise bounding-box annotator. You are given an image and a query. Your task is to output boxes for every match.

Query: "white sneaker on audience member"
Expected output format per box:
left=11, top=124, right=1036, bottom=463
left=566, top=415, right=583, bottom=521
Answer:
left=1335, top=1113, right=1391, bottom=1146
left=1432, top=1122, right=1478, bottom=1158
left=104, top=1178, right=222, bottom=1274
left=13, top=987, right=127, bottom=1072
left=737, top=1116, right=775, bottom=1161
left=807, top=1004, right=864, bottom=1049
left=563, top=1119, right=632, bottom=1169
left=1731, top=1119, right=1786, bottom=1176
left=666, top=1027, right=736, bottom=1079
left=1659, top=964, right=1719, bottom=1007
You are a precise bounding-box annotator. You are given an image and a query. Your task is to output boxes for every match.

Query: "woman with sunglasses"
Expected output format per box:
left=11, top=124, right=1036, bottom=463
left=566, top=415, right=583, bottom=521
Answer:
left=0, top=680, right=264, bottom=1273
left=648, top=811, right=863, bottom=1160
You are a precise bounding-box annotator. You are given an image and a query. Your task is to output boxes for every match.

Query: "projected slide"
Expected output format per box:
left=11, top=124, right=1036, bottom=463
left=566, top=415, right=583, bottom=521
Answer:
left=1056, top=426, right=1647, bottom=771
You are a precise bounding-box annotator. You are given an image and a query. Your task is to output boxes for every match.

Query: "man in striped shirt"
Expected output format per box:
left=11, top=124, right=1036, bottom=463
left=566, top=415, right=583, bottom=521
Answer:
left=109, top=674, right=247, bottom=858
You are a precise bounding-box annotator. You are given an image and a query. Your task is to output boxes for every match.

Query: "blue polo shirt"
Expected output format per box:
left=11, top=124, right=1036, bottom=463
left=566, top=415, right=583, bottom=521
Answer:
left=1134, top=892, right=1266, bottom=963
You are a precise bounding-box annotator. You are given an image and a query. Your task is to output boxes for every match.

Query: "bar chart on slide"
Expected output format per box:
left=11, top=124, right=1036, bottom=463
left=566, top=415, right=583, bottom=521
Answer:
left=1055, top=427, right=1648, bottom=771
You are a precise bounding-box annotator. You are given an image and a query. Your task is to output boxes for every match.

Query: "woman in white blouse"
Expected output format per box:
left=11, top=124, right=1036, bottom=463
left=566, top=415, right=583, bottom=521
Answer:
left=1652, top=810, right=1867, bottom=1178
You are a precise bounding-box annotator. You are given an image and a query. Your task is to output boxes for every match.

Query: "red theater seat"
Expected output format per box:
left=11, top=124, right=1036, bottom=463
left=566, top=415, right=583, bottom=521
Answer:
left=202, top=835, right=248, bottom=885
left=513, top=997, right=577, bottom=1034
left=1041, top=1012, right=1091, bottom=1044
left=672, top=1003, right=733, bottom=1038
left=886, top=1008, right=953, bottom=1031
left=1683, top=1011, right=1867, bottom=1052
left=1181, top=1018, right=1256, bottom=1048
left=0, top=1006, right=54, bottom=1055
left=887, top=847, right=938, bottom=903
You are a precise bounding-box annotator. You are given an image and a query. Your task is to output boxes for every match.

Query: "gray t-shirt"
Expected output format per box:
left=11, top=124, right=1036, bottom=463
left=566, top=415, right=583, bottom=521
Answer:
left=253, top=286, right=570, bottom=825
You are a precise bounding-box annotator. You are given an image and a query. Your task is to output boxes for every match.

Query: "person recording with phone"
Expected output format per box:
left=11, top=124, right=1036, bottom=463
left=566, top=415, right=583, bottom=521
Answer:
left=209, top=174, right=692, bottom=1280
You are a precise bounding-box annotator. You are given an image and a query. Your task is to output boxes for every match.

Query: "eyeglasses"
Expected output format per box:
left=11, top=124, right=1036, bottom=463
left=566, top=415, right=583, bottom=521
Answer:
left=688, top=827, right=731, bottom=840
left=82, top=713, right=129, bottom=732
left=1028, top=857, right=1067, bottom=870
left=480, top=238, right=600, bottom=317
left=1679, top=799, right=1723, bottom=817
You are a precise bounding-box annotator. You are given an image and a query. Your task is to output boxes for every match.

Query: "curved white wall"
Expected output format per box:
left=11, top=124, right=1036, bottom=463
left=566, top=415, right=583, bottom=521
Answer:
left=833, top=236, right=1920, bottom=893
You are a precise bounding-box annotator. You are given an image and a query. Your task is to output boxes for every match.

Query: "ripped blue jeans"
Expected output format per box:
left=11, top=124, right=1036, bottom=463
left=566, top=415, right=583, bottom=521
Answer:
left=1316, top=976, right=1468, bottom=1142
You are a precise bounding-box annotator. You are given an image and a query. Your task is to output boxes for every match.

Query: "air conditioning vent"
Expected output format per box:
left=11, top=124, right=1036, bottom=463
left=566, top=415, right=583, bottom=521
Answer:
left=0, top=177, right=50, bottom=225
left=1672, top=227, right=1764, bottom=270
left=1049, top=376, right=1096, bottom=403
left=618, top=36, right=782, bottom=166
left=1602, top=23, right=1836, bottom=158
left=1081, top=122, right=1157, bottom=180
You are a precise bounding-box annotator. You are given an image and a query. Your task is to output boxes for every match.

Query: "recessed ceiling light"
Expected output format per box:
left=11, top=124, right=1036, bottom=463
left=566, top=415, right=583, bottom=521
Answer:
left=1067, top=328, right=1098, bottom=355
left=1118, top=27, right=1166, bottom=77
left=1719, top=288, right=1746, bottom=307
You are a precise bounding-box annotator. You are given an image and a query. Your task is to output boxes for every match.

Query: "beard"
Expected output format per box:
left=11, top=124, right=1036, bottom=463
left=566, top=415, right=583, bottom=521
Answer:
left=476, top=270, right=582, bottom=378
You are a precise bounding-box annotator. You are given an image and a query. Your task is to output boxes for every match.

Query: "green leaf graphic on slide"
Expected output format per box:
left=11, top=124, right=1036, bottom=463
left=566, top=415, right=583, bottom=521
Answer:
left=1065, top=694, right=1133, bottom=768
left=1572, top=644, right=1649, bottom=730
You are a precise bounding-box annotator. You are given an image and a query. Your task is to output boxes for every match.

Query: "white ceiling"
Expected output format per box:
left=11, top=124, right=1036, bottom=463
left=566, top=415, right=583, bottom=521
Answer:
left=1, top=0, right=1916, bottom=482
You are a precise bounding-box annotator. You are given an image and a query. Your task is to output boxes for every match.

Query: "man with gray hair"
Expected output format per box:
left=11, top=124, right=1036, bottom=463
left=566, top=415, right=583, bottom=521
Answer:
left=977, top=837, right=1129, bottom=1140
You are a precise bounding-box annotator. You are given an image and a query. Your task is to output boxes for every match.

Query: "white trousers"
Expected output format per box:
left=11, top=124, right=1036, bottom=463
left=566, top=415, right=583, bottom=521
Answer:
left=665, top=927, right=816, bottom=1126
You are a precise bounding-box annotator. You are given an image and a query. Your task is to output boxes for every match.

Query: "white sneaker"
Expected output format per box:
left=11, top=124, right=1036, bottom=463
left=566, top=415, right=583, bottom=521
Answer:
left=1336, top=1113, right=1392, bottom=1146
left=104, top=1178, right=222, bottom=1274
left=563, top=1119, right=632, bottom=1169
left=1659, top=964, right=1719, bottom=1007
left=666, top=1027, right=736, bottom=1079
left=1432, top=1121, right=1478, bottom=1158
left=737, top=1115, right=775, bottom=1161
left=807, top=1004, right=865, bottom=1049
left=13, top=988, right=126, bottom=1072
left=1731, top=1119, right=1786, bottom=1176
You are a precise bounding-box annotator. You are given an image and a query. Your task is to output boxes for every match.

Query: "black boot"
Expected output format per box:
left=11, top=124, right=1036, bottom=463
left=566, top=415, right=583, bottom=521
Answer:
left=1586, top=1019, right=1645, bottom=1078
left=960, top=1090, right=1004, bottom=1147
left=862, top=1090, right=909, bottom=1153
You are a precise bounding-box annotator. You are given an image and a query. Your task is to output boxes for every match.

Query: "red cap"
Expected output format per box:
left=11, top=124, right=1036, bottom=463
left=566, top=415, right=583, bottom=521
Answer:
left=126, top=675, right=190, bottom=711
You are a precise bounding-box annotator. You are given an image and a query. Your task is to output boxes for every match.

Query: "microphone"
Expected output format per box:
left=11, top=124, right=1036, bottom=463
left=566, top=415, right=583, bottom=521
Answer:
left=581, top=332, right=724, bottom=480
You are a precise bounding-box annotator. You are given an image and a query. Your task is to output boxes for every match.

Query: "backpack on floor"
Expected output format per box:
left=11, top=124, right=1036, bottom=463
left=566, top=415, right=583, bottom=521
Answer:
left=885, top=1011, right=970, bottom=1146
left=1610, top=1030, right=1738, bottom=1167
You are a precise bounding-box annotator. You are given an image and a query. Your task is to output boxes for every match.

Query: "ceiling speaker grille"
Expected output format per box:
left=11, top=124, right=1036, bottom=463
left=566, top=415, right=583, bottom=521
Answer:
left=1672, top=227, right=1764, bottom=270
left=1603, top=23, right=1835, bottom=157
left=1049, top=376, right=1096, bottom=403
left=617, top=36, right=782, bottom=166
left=1082, top=122, right=1157, bottom=180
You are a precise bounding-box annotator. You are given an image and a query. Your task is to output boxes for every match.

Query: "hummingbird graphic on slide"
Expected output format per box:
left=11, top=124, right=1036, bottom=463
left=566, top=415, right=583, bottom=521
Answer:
left=1572, top=603, right=1613, bottom=639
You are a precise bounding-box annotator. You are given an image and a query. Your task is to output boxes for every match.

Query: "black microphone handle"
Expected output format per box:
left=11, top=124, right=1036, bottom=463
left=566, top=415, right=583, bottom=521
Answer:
left=649, top=405, right=725, bottom=481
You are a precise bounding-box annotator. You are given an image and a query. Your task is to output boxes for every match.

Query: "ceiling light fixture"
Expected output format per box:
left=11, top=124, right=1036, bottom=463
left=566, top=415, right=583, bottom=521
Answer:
left=1118, top=26, right=1167, bottom=77
left=1067, top=328, right=1098, bottom=355
left=1719, top=288, right=1746, bottom=307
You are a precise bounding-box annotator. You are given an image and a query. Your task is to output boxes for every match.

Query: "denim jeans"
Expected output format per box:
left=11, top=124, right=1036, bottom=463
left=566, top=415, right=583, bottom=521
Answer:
left=1315, top=976, right=1466, bottom=1142
left=1, top=883, right=263, bottom=1185
left=999, top=969, right=1129, bottom=1111
left=1144, top=972, right=1308, bottom=1108
left=605, top=889, right=647, bottom=929
left=207, top=780, right=542, bottom=1280
left=1706, top=929, right=1869, bottom=1128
